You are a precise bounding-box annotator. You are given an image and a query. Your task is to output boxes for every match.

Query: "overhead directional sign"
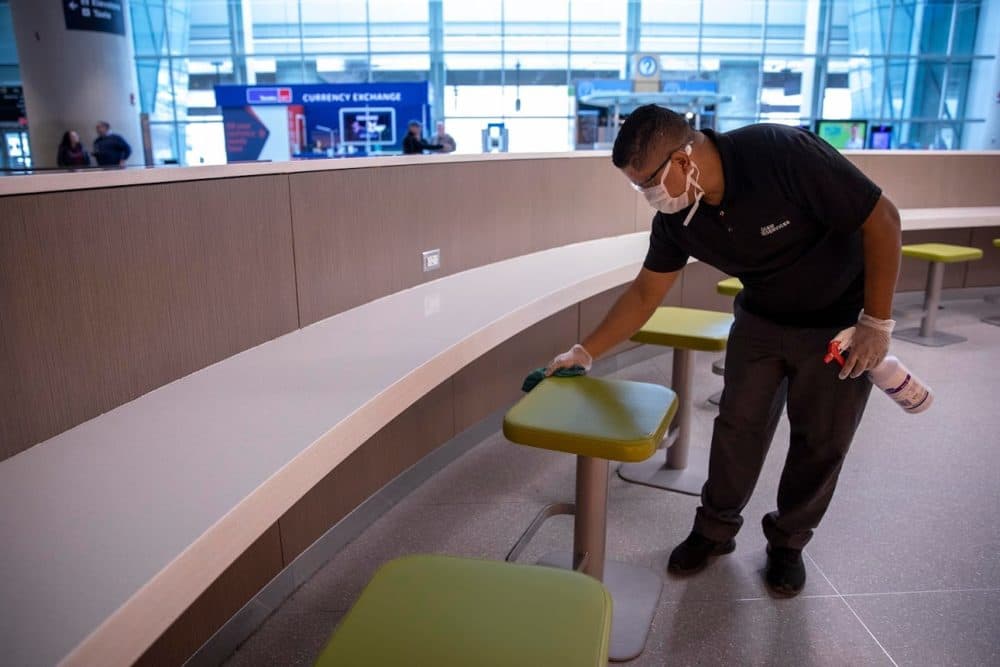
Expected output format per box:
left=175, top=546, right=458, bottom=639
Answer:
left=63, top=0, right=126, bottom=36
left=0, top=87, right=26, bottom=123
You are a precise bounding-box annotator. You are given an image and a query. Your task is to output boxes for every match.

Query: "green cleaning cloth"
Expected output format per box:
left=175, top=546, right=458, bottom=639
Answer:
left=521, top=365, right=587, bottom=393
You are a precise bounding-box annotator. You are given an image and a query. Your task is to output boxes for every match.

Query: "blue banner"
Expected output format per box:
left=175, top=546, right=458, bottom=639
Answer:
left=214, top=83, right=431, bottom=161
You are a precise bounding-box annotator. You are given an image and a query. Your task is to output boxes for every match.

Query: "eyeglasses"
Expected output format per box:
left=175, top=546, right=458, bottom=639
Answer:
left=631, top=140, right=690, bottom=191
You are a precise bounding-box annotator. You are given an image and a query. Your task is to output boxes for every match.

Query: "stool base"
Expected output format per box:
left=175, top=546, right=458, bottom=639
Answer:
left=538, top=551, right=662, bottom=662
left=617, top=446, right=710, bottom=496
left=894, top=327, right=966, bottom=347
left=983, top=315, right=1000, bottom=327
left=707, top=390, right=722, bottom=406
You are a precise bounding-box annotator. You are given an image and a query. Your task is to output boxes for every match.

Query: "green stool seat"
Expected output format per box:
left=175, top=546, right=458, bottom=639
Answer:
left=315, top=555, right=612, bottom=667
left=620, top=306, right=734, bottom=496
left=503, top=376, right=676, bottom=463
left=503, top=376, right=676, bottom=661
left=896, top=243, right=983, bottom=346
left=631, top=306, right=734, bottom=351
left=994, top=239, right=1000, bottom=248
left=716, top=277, right=744, bottom=297
left=901, top=243, right=983, bottom=263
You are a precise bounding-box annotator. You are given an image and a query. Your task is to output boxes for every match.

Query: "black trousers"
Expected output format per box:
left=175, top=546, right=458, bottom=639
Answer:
left=693, top=304, right=873, bottom=550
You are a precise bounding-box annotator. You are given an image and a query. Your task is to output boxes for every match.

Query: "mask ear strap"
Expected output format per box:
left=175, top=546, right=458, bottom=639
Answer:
left=681, top=158, right=704, bottom=227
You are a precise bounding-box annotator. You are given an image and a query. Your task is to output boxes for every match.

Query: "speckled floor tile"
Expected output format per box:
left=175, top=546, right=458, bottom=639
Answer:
left=280, top=500, right=547, bottom=614
left=625, top=595, right=894, bottom=667
left=846, top=589, right=1000, bottom=667
left=222, top=610, right=343, bottom=667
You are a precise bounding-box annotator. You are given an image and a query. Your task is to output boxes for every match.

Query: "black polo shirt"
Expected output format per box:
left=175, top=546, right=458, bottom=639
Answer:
left=643, top=124, right=882, bottom=328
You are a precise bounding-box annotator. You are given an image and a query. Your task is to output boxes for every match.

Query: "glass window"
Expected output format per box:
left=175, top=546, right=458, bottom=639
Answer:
left=443, top=0, right=502, bottom=52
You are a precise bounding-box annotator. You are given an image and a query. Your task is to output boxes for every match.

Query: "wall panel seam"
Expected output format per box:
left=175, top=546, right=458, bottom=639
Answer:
left=286, top=174, right=303, bottom=329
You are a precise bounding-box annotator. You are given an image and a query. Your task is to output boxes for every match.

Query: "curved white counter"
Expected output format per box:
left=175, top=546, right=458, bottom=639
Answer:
left=0, top=233, right=648, bottom=667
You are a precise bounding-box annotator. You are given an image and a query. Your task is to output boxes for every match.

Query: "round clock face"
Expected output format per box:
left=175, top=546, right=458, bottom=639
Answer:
left=638, top=56, right=658, bottom=77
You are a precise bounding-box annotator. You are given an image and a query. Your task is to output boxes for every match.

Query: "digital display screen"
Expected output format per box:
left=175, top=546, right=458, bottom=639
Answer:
left=869, top=124, right=893, bottom=149
left=816, top=120, right=868, bottom=150
left=339, top=107, right=396, bottom=146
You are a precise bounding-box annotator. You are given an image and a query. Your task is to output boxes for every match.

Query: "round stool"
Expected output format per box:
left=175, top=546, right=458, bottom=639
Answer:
left=617, top=306, right=732, bottom=497
left=314, top=554, right=612, bottom=666
left=894, top=243, right=983, bottom=346
left=503, top=375, right=676, bottom=662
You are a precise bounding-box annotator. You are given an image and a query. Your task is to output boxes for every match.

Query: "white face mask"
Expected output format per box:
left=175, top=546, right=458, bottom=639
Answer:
left=637, top=143, right=705, bottom=226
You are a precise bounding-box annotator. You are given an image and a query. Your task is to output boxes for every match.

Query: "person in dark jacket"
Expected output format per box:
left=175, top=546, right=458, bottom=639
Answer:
left=402, top=121, right=443, bottom=155
left=93, top=121, right=132, bottom=166
left=57, top=131, right=90, bottom=167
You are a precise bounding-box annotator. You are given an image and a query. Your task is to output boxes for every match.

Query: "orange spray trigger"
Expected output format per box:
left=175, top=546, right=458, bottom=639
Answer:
left=824, top=341, right=845, bottom=367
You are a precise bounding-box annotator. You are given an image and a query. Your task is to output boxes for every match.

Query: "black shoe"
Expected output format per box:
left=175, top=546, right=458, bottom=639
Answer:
left=667, top=531, right=736, bottom=575
left=765, top=545, right=806, bottom=597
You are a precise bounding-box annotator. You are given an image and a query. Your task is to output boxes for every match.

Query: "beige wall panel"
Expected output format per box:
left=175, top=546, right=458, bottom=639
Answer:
left=848, top=153, right=1000, bottom=208
left=579, top=285, right=636, bottom=358
left=897, top=229, right=973, bottom=291
left=290, top=158, right=635, bottom=327
left=679, top=262, right=735, bottom=312
left=453, top=307, right=578, bottom=433
left=0, top=176, right=298, bottom=460
left=635, top=195, right=655, bottom=232
left=278, top=381, right=454, bottom=563
left=561, top=158, right=638, bottom=243
left=965, top=226, right=1000, bottom=288
left=134, top=525, right=284, bottom=667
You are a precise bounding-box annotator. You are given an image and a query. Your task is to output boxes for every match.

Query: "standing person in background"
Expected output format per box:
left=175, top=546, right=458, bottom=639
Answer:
left=93, top=121, right=132, bottom=166
left=402, top=120, right=443, bottom=155
left=57, top=131, right=90, bottom=167
left=431, top=121, right=457, bottom=154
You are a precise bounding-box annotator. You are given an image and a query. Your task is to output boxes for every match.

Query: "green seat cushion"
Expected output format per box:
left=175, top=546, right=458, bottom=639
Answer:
left=716, top=277, right=744, bottom=297
left=503, top=376, right=677, bottom=462
left=314, top=554, right=612, bottom=667
left=901, top=243, right=983, bottom=263
left=630, top=306, right=734, bottom=352
left=994, top=239, right=1000, bottom=248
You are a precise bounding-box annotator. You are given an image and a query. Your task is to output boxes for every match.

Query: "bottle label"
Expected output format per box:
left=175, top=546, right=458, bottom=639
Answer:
left=884, top=373, right=929, bottom=411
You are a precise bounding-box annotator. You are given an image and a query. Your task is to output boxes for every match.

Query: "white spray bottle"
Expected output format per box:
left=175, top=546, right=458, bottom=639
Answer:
left=825, top=327, right=933, bottom=414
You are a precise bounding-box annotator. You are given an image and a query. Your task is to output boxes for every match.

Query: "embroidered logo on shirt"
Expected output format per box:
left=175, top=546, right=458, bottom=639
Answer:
left=760, top=219, right=791, bottom=236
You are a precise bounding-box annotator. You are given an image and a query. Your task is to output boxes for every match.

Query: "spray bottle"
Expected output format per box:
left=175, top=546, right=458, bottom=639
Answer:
left=824, top=327, right=933, bottom=414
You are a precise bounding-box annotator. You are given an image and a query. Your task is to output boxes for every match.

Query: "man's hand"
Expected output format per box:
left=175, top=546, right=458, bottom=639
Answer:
left=839, top=311, right=894, bottom=379
left=545, top=344, right=593, bottom=376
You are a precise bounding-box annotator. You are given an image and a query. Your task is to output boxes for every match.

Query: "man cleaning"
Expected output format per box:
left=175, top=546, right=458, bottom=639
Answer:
left=546, top=105, right=901, bottom=596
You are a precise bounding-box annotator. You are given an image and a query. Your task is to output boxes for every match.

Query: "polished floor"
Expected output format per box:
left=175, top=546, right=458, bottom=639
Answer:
left=225, top=296, right=1000, bottom=666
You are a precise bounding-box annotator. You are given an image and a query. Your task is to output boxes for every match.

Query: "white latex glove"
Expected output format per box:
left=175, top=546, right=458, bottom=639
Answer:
left=545, top=343, right=593, bottom=376
left=838, top=311, right=894, bottom=380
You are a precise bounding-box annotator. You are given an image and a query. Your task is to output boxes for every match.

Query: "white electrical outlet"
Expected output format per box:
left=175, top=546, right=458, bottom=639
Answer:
left=422, top=249, right=441, bottom=272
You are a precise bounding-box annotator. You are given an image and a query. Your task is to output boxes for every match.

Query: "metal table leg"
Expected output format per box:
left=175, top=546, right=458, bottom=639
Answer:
left=510, top=456, right=662, bottom=662
left=895, top=261, right=967, bottom=346
left=617, top=348, right=709, bottom=495
left=536, top=456, right=661, bottom=662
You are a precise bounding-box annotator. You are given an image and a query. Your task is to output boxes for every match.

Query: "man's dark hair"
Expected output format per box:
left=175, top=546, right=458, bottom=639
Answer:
left=612, top=104, right=692, bottom=170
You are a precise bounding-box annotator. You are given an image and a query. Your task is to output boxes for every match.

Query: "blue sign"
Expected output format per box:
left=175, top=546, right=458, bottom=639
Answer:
left=637, top=56, right=659, bottom=77
left=215, top=83, right=430, bottom=161
left=575, top=79, right=633, bottom=99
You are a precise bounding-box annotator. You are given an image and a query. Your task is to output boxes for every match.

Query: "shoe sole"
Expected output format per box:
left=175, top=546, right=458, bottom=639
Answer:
left=764, top=580, right=804, bottom=598
left=667, top=539, right=736, bottom=576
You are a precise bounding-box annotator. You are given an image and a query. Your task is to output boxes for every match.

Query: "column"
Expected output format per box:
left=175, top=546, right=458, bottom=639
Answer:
left=10, top=0, right=142, bottom=168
